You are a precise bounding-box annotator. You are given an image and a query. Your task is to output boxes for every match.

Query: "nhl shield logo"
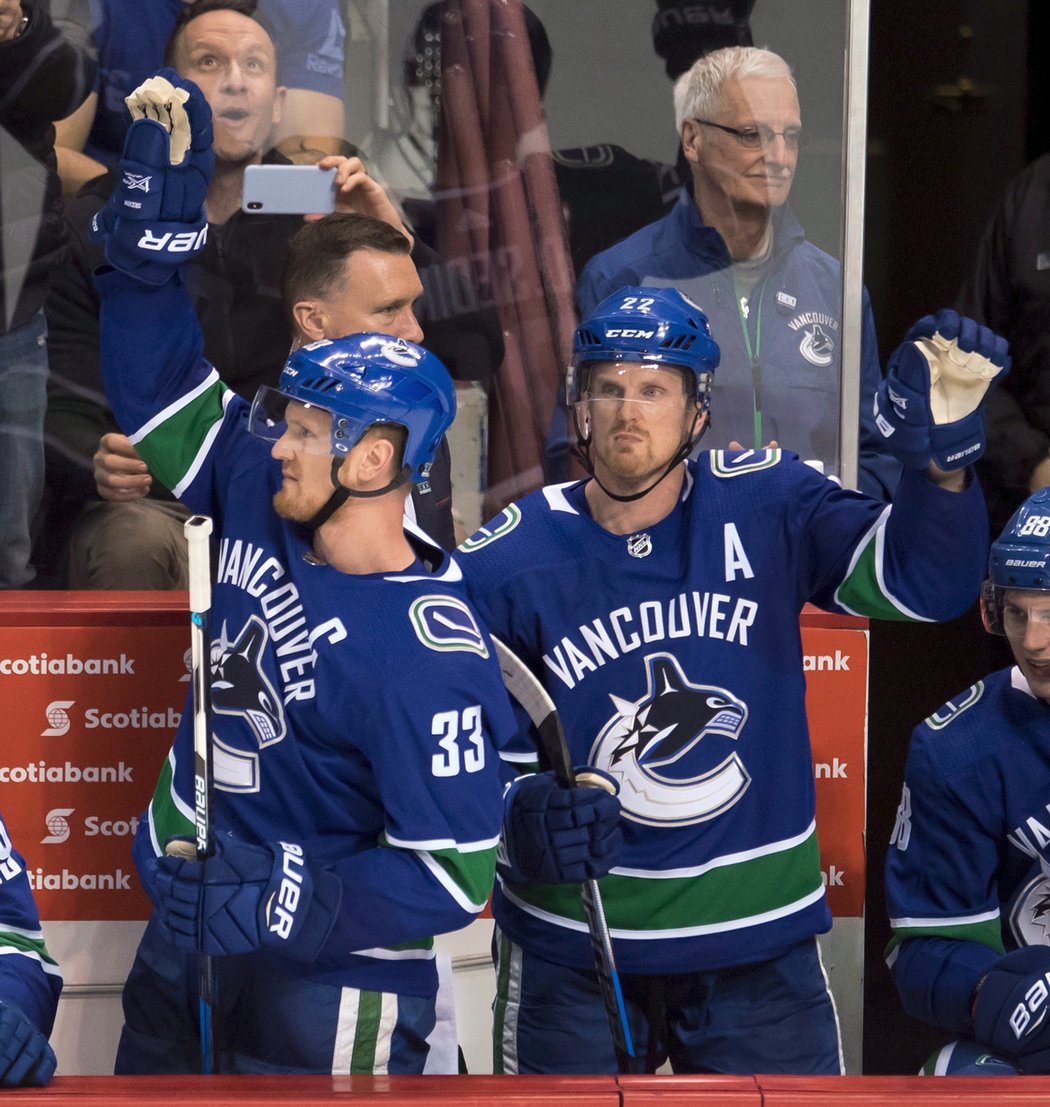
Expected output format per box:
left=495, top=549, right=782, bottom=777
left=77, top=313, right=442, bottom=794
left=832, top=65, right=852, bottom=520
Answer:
left=626, top=532, right=652, bottom=558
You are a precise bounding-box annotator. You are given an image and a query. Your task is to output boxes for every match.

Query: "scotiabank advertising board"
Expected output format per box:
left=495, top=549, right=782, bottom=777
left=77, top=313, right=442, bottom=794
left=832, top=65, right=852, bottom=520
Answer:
left=0, top=594, right=188, bottom=920
left=802, top=612, right=869, bottom=919
left=0, top=597, right=868, bottom=923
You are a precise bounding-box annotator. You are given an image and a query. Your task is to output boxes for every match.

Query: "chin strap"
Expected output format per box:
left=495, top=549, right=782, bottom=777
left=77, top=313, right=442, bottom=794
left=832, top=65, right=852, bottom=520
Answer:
left=303, top=460, right=412, bottom=531
left=572, top=407, right=708, bottom=504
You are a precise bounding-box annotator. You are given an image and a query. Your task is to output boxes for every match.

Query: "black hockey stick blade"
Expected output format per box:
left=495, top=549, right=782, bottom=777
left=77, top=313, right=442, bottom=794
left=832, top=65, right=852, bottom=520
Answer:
left=491, top=635, right=636, bottom=1071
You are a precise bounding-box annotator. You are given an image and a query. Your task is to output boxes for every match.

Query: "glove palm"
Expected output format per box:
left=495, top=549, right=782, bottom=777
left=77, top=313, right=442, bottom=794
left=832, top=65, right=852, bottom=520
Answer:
left=873, top=309, right=1009, bottom=470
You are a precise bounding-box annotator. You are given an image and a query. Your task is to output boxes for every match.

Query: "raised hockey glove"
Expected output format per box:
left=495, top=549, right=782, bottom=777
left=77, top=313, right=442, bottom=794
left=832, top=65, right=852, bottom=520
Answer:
left=0, top=1003, right=56, bottom=1087
left=873, top=309, right=1009, bottom=471
left=89, top=68, right=214, bottom=285
left=153, top=833, right=342, bottom=960
left=499, top=768, right=623, bottom=885
left=972, top=946, right=1050, bottom=1073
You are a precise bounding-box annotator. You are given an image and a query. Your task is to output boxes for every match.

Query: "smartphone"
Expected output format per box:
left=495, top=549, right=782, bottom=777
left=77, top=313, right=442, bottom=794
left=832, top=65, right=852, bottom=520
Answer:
left=241, top=164, right=337, bottom=215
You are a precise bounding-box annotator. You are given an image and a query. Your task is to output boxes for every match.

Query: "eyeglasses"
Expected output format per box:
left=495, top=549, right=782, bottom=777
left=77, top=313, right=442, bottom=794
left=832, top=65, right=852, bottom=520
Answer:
left=693, top=119, right=803, bottom=151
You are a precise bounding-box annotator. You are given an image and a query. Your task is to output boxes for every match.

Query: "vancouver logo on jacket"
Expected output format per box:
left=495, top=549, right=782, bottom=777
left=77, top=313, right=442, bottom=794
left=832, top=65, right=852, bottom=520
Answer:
left=787, top=311, right=839, bottom=368
left=589, top=652, right=749, bottom=827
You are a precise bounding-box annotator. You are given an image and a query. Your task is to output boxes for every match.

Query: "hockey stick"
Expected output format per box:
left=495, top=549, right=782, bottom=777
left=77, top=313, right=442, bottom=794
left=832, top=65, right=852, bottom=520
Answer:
left=490, top=635, right=635, bottom=1074
left=166, top=514, right=217, bottom=1073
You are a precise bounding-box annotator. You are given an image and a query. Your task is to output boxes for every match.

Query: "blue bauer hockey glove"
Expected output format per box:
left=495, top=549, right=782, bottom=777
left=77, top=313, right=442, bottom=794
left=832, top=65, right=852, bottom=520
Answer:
left=499, top=768, right=623, bottom=885
left=972, top=946, right=1050, bottom=1073
left=873, top=308, right=1009, bottom=471
left=0, top=1003, right=56, bottom=1087
left=89, top=68, right=214, bottom=285
left=154, top=833, right=342, bottom=960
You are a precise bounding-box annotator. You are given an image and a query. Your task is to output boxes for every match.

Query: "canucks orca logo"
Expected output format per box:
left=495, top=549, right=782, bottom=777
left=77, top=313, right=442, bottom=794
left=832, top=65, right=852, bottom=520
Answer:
left=800, top=323, right=835, bottom=367
left=211, top=615, right=287, bottom=747
left=589, top=653, right=749, bottom=827
left=1009, top=870, right=1050, bottom=949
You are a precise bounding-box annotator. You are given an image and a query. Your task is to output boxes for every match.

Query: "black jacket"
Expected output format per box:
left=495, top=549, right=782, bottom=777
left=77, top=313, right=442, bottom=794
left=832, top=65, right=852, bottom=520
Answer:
left=0, top=0, right=94, bottom=331
left=44, top=158, right=456, bottom=559
left=958, top=154, right=1050, bottom=532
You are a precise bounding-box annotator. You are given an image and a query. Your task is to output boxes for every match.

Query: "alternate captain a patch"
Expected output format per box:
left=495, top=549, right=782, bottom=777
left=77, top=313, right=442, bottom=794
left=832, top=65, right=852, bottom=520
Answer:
left=409, top=596, right=489, bottom=657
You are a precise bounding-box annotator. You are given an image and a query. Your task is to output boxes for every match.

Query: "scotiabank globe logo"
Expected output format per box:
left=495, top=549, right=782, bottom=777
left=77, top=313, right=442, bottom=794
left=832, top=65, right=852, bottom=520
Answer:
left=42, top=808, right=74, bottom=845
left=42, top=701, right=75, bottom=737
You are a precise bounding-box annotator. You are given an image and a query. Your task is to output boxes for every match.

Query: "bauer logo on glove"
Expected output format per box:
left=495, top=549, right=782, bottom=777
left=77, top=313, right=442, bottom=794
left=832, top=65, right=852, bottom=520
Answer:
left=873, top=309, right=1010, bottom=471
left=89, top=68, right=215, bottom=285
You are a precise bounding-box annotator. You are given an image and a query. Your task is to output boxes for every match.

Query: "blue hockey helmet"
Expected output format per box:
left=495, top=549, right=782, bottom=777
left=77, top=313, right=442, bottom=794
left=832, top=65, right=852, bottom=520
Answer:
left=249, top=333, right=456, bottom=481
left=982, top=488, right=1050, bottom=635
left=568, top=286, right=721, bottom=410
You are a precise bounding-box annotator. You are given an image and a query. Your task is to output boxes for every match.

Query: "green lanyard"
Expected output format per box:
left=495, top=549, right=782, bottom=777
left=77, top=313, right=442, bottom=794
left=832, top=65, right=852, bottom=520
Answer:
left=734, top=272, right=766, bottom=448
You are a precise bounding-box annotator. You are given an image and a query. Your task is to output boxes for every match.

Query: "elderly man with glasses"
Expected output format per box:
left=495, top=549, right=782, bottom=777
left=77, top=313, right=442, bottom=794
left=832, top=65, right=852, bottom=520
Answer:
left=578, top=46, right=897, bottom=500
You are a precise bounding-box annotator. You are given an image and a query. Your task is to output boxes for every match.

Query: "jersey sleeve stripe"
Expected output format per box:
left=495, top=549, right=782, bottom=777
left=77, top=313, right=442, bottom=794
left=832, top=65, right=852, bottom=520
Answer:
left=414, top=845, right=496, bottom=913
left=383, top=832, right=500, bottom=853
left=146, top=750, right=194, bottom=857
left=889, top=908, right=1001, bottom=929
left=0, top=938, right=61, bottom=974
left=833, top=506, right=931, bottom=621
left=885, top=918, right=1005, bottom=964
left=132, top=373, right=230, bottom=495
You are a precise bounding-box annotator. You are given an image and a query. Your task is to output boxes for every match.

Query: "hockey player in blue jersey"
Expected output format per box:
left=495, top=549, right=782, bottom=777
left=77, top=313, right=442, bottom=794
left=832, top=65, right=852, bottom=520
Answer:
left=89, top=70, right=517, bottom=1074
left=886, top=487, right=1050, bottom=1076
left=458, top=285, right=1009, bottom=1074
left=0, top=812, right=62, bottom=1086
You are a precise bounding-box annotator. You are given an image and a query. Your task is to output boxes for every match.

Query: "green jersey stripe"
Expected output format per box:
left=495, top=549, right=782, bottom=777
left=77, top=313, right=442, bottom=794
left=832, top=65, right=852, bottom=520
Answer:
left=133, top=373, right=229, bottom=496
left=0, top=933, right=59, bottom=970
left=885, top=918, right=1005, bottom=964
left=147, top=752, right=194, bottom=857
left=834, top=507, right=929, bottom=621
left=507, top=827, right=823, bottom=935
left=416, top=844, right=496, bottom=912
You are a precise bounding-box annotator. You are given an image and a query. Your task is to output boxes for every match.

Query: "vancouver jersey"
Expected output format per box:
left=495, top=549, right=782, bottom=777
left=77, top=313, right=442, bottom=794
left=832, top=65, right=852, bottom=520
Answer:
left=98, top=269, right=517, bottom=997
left=887, top=666, right=1050, bottom=1024
left=0, top=813, right=61, bottom=1035
left=459, top=455, right=986, bottom=974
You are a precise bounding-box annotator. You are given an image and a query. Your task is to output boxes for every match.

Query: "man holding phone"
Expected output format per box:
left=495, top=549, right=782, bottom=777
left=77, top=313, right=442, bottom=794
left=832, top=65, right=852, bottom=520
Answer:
left=44, top=0, right=456, bottom=586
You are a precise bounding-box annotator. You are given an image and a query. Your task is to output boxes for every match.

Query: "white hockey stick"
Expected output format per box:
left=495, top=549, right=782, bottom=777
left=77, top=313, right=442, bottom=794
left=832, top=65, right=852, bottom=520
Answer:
left=170, top=514, right=217, bottom=1072
left=490, top=635, right=636, bottom=1073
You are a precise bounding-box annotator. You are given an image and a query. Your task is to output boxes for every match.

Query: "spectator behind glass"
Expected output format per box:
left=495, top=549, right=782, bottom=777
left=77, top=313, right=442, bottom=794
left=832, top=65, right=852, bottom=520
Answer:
left=42, top=0, right=455, bottom=588
left=0, top=0, right=94, bottom=587
left=576, top=46, right=899, bottom=501
left=957, top=154, right=1050, bottom=535
left=49, top=0, right=346, bottom=195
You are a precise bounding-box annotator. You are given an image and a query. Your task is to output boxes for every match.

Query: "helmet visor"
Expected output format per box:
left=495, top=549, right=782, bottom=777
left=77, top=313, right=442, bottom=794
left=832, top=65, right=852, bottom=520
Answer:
left=984, top=582, right=1050, bottom=639
left=248, top=387, right=336, bottom=455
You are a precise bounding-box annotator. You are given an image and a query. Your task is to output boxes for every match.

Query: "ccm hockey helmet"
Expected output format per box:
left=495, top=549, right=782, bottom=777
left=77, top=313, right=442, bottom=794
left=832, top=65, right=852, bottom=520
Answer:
left=568, top=286, right=720, bottom=410
left=249, top=333, right=455, bottom=482
left=982, top=487, right=1050, bottom=635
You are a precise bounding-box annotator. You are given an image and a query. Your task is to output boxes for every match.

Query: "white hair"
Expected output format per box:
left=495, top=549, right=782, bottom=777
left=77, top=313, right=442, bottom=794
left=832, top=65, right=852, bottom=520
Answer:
left=673, top=46, right=796, bottom=131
